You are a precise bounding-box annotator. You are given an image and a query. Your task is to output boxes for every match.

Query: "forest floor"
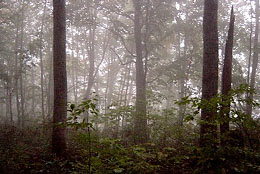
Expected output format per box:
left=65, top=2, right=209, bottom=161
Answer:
left=0, top=124, right=259, bottom=174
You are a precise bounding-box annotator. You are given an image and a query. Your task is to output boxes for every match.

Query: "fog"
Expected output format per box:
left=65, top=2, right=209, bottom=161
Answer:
left=0, top=0, right=259, bottom=173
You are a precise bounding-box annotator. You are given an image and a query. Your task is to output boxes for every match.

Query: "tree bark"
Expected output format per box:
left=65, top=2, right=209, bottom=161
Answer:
left=220, top=7, right=235, bottom=147
left=200, top=0, right=219, bottom=147
left=52, top=0, right=67, bottom=156
left=133, top=0, right=147, bottom=144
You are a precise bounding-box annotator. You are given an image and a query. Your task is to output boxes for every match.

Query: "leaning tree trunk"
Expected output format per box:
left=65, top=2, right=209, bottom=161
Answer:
left=247, top=0, right=259, bottom=117
left=52, top=0, right=67, bottom=156
left=220, top=7, right=235, bottom=147
left=200, top=0, right=219, bottom=147
left=133, top=0, right=147, bottom=144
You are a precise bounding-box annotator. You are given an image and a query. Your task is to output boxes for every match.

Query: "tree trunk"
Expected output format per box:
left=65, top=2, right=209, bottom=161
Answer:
left=220, top=7, right=235, bottom=147
left=52, top=0, right=67, bottom=156
left=31, top=68, right=35, bottom=117
left=178, top=78, right=185, bottom=125
left=85, top=28, right=95, bottom=100
left=133, top=0, right=147, bottom=144
left=39, top=0, right=47, bottom=121
left=178, top=32, right=187, bottom=126
left=47, top=35, right=54, bottom=119
left=85, top=6, right=96, bottom=101
left=14, top=11, right=21, bottom=127
left=6, top=76, right=13, bottom=123
left=19, top=0, right=25, bottom=127
left=247, top=0, right=259, bottom=116
left=247, top=2, right=253, bottom=85
left=200, top=0, right=219, bottom=147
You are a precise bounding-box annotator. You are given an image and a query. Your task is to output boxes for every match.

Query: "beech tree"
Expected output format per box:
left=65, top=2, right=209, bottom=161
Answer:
left=52, top=0, right=67, bottom=156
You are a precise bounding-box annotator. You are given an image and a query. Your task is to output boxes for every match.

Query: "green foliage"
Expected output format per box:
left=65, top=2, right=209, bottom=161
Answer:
left=1, top=85, right=260, bottom=173
left=176, top=84, right=259, bottom=124
left=67, top=98, right=99, bottom=130
left=176, top=84, right=260, bottom=173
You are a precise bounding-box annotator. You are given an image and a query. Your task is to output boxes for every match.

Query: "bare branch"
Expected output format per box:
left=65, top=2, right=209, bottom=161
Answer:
left=110, top=48, right=135, bottom=66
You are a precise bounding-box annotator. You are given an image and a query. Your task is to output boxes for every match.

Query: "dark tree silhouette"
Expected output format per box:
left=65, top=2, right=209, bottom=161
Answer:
left=52, top=0, right=67, bottom=156
left=200, top=0, right=219, bottom=147
left=220, top=7, right=235, bottom=146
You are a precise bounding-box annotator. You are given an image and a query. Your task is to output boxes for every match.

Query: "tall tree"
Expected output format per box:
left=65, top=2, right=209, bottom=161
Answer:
left=133, top=0, right=147, bottom=144
left=52, top=0, right=67, bottom=156
left=200, top=0, right=219, bottom=146
left=220, top=7, right=235, bottom=146
left=19, top=0, right=26, bottom=128
left=247, top=0, right=259, bottom=116
left=39, top=0, right=47, bottom=121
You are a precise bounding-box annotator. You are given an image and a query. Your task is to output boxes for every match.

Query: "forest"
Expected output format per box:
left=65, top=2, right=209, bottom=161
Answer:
left=0, top=0, right=260, bottom=173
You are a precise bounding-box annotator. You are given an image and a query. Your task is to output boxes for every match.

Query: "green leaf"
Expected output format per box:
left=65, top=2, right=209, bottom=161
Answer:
left=184, top=115, right=194, bottom=122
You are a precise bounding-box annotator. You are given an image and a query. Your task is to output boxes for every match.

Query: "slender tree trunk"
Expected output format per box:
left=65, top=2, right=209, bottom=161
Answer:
left=133, top=0, right=147, bottom=144
left=178, top=78, right=185, bottom=125
left=47, top=36, right=53, bottom=119
left=104, top=56, right=111, bottom=114
left=19, top=0, right=25, bottom=127
left=127, top=77, right=134, bottom=106
left=39, top=0, right=47, bottom=121
left=200, top=0, right=219, bottom=147
left=52, top=0, right=67, bottom=156
left=178, top=33, right=187, bottom=126
left=247, top=2, right=253, bottom=86
left=6, top=77, right=13, bottom=123
left=31, top=68, right=35, bottom=116
left=124, top=64, right=131, bottom=106
left=6, top=59, right=13, bottom=124
left=247, top=0, right=259, bottom=117
left=220, top=7, right=235, bottom=147
left=14, top=13, right=21, bottom=127
left=85, top=25, right=96, bottom=100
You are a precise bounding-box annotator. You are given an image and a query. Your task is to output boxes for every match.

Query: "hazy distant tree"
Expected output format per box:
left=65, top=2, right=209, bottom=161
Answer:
left=247, top=0, right=259, bottom=116
left=133, top=0, right=147, bottom=144
left=85, top=4, right=96, bottom=101
left=39, top=0, right=47, bottom=121
left=52, top=0, right=67, bottom=156
left=200, top=0, right=219, bottom=147
left=220, top=7, right=235, bottom=146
